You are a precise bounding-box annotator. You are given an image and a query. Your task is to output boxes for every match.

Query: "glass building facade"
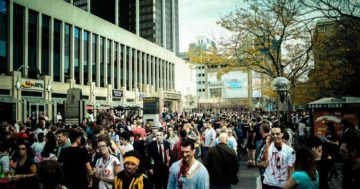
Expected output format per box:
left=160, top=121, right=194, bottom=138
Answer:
left=0, top=0, right=181, bottom=123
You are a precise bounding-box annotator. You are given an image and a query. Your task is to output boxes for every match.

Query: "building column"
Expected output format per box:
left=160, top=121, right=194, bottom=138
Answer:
left=23, top=7, right=28, bottom=78
left=79, top=28, right=84, bottom=85
left=116, top=43, right=121, bottom=89
left=87, top=0, right=91, bottom=12
left=49, top=17, right=54, bottom=77
left=88, top=32, right=92, bottom=85
left=139, top=51, right=143, bottom=90
left=171, top=63, right=174, bottom=90
left=60, top=21, right=65, bottom=82
left=104, top=38, right=108, bottom=86
left=166, top=61, right=169, bottom=90
left=162, top=0, right=166, bottom=49
left=160, top=59, right=163, bottom=89
left=156, top=58, right=159, bottom=91
left=13, top=71, right=22, bottom=121
left=7, top=0, right=13, bottom=73
left=36, top=12, right=42, bottom=73
left=144, top=54, right=147, bottom=85
left=96, top=36, right=100, bottom=87
left=136, top=0, right=140, bottom=35
left=70, top=25, right=74, bottom=80
left=134, top=50, right=138, bottom=90
left=147, top=56, right=151, bottom=90
left=152, top=56, right=155, bottom=88
left=172, top=0, right=176, bottom=52
left=111, top=41, right=115, bottom=86
left=115, top=0, right=119, bottom=26
left=129, top=48, right=133, bottom=90
left=122, top=45, right=127, bottom=89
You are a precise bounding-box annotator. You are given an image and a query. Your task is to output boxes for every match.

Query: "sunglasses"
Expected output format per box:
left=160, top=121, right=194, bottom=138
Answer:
left=97, top=145, right=107, bottom=149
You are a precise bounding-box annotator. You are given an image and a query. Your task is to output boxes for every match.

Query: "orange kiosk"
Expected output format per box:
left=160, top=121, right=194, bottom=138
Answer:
left=307, top=97, right=360, bottom=137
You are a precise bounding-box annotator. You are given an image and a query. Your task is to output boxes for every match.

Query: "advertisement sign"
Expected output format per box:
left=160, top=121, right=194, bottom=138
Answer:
left=313, top=108, right=358, bottom=136
left=112, top=90, right=123, bottom=97
left=221, top=71, right=248, bottom=98
left=20, top=79, right=44, bottom=90
left=143, top=97, right=160, bottom=114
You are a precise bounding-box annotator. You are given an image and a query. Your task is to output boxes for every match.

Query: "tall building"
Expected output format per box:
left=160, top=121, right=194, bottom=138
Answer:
left=0, top=0, right=184, bottom=123
left=67, top=0, right=179, bottom=54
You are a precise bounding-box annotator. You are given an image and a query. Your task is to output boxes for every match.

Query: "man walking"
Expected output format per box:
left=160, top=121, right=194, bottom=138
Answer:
left=167, top=139, right=209, bottom=189
left=204, top=133, right=239, bottom=188
left=263, top=125, right=296, bottom=189
left=147, top=129, right=171, bottom=189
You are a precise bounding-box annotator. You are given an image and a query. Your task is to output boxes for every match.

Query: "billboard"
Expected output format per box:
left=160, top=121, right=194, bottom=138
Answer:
left=222, top=71, right=248, bottom=98
left=143, top=97, right=160, bottom=114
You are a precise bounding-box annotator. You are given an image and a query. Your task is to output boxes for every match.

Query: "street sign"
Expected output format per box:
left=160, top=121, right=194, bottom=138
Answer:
left=143, top=97, right=159, bottom=114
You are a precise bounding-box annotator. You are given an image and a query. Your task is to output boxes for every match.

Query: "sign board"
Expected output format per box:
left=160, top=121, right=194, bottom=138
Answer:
left=112, top=90, right=123, bottom=97
left=64, top=88, right=82, bottom=125
left=163, top=93, right=181, bottom=100
left=143, top=97, right=160, bottom=114
left=20, top=79, right=44, bottom=90
left=313, top=108, right=358, bottom=136
left=308, top=103, right=343, bottom=109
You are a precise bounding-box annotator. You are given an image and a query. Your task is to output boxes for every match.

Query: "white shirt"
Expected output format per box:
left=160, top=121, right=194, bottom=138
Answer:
left=298, top=123, right=306, bottom=136
left=263, top=142, right=296, bottom=188
left=95, top=155, right=121, bottom=189
left=31, top=141, right=46, bottom=156
left=204, top=128, right=216, bottom=147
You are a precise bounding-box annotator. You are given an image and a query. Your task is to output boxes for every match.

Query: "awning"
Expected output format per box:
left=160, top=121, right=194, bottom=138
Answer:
left=0, top=96, right=18, bottom=103
left=52, top=98, right=65, bottom=104
left=25, top=98, right=53, bottom=104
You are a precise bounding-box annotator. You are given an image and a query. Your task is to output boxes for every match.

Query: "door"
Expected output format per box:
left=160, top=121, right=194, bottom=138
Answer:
left=29, top=103, right=47, bottom=123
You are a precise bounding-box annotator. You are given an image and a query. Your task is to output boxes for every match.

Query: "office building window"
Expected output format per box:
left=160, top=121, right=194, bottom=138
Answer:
left=0, top=0, right=7, bottom=75
left=74, top=27, right=80, bottom=84
left=92, top=34, right=96, bottom=82
left=100, top=36, right=104, bottom=87
left=83, top=30, right=89, bottom=85
left=64, top=24, right=70, bottom=79
left=41, top=14, right=50, bottom=76
left=53, top=19, right=61, bottom=81
left=28, top=10, right=38, bottom=79
left=107, top=39, right=111, bottom=84
left=13, top=4, right=24, bottom=74
left=114, top=42, right=118, bottom=88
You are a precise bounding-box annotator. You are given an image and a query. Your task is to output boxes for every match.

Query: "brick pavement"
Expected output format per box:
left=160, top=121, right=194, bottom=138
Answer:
left=233, top=159, right=343, bottom=189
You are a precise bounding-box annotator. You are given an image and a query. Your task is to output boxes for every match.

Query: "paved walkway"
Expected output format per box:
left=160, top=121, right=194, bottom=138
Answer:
left=233, top=159, right=343, bottom=189
left=235, top=159, right=259, bottom=189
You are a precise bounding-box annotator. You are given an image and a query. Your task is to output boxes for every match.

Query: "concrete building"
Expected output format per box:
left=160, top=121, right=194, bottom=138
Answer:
left=183, top=36, right=267, bottom=112
left=0, top=0, right=184, bottom=123
left=66, top=0, right=179, bottom=54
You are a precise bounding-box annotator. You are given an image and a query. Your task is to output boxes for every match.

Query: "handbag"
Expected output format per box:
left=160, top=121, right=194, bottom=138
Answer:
left=215, top=145, right=239, bottom=184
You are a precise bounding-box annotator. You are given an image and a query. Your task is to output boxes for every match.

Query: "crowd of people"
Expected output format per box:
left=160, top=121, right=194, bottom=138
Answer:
left=0, top=109, right=359, bottom=189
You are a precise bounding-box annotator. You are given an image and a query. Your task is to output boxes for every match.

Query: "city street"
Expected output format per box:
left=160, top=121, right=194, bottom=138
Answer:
left=234, top=158, right=344, bottom=189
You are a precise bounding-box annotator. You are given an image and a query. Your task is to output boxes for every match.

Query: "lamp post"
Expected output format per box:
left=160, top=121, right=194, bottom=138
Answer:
left=271, top=77, right=290, bottom=122
left=47, top=84, right=52, bottom=93
left=17, top=65, right=29, bottom=71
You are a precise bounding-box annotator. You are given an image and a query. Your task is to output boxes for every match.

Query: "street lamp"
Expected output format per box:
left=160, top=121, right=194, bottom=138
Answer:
left=16, top=65, right=29, bottom=71
left=271, top=77, right=290, bottom=122
left=47, top=84, right=52, bottom=93
left=15, top=79, right=21, bottom=90
left=271, top=77, right=290, bottom=103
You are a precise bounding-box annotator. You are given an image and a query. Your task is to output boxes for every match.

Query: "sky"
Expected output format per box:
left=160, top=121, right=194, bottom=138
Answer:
left=178, top=0, right=245, bottom=52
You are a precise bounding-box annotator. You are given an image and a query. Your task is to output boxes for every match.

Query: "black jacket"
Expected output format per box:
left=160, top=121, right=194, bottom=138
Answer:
left=203, top=143, right=239, bottom=185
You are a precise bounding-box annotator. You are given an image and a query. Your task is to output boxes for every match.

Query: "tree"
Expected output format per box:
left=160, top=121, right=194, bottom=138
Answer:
left=299, top=0, right=360, bottom=31
left=216, top=0, right=314, bottom=98
left=310, top=18, right=360, bottom=97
